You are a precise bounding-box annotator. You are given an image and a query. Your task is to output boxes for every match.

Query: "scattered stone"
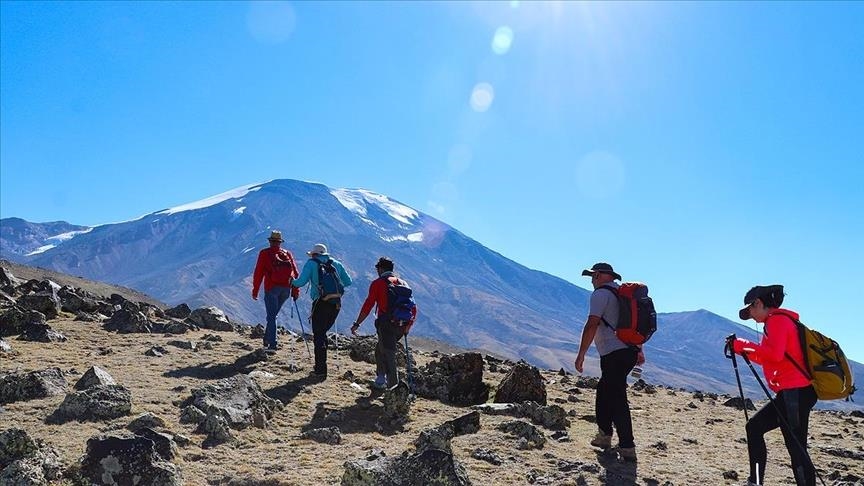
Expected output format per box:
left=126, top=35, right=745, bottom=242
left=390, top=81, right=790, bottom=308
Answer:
left=165, top=303, right=192, bottom=319
left=819, top=446, right=864, bottom=460
left=0, top=368, right=67, bottom=404
left=342, top=448, right=471, bottom=486
left=198, top=413, right=235, bottom=448
left=382, top=381, right=413, bottom=424
left=0, top=307, right=46, bottom=337
left=146, top=345, right=169, bottom=357
left=183, top=374, right=282, bottom=431
left=188, top=306, right=233, bottom=331
left=0, top=338, right=11, bottom=354
left=472, top=401, right=569, bottom=430
left=494, top=362, right=547, bottom=406
left=348, top=335, right=412, bottom=367
left=413, top=353, right=489, bottom=406
left=80, top=434, right=182, bottom=485
left=0, top=429, right=64, bottom=485
left=163, top=320, right=190, bottom=335
left=631, top=379, right=657, bottom=394
left=496, top=420, right=545, bottom=450
left=167, top=340, right=197, bottom=351
left=51, top=384, right=132, bottom=422
left=127, top=412, right=167, bottom=433
left=74, top=366, right=117, bottom=390
left=414, top=411, right=480, bottom=454
left=74, top=311, right=103, bottom=322
left=723, top=470, right=739, bottom=480
left=573, top=376, right=599, bottom=389
left=17, top=290, right=61, bottom=320
left=651, top=441, right=668, bottom=451
left=57, top=286, right=100, bottom=313
left=249, top=324, right=265, bottom=340
left=103, top=307, right=153, bottom=334
left=202, top=333, right=223, bottom=342
left=471, top=447, right=502, bottom=466
left=232, top=341, right=255, bottom=351
left=18, top=322, right=67, bottom=342
left=722, top=397, right=756, bottom=411
left=550, top=430, right=570, bottom=442
left=300, top=427, right=342, bottom=445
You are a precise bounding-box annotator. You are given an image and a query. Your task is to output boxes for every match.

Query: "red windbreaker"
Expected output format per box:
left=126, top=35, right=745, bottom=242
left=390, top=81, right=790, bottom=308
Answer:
left=252, top=247, right=299, bottom=299
left=733, top=308, right=811, bottom=393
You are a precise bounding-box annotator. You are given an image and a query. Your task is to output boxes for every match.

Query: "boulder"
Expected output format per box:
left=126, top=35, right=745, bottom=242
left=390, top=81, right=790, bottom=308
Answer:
left=167, top=340, right=196, bottom=351
left=197, top=413, right=235, bottom=448
left=0, top=307, right=46, bottom=337
left=472, top=401, right=569, bottom=430
left=52, top=384, right=132, bottom=422
left=18, top=322, right=66, bottom=343
left=496, top=420, right=545, bottom=450
left=0, top=368, right=67, bottom=404
left=145, top=346, right=168, bottom=357
left=57, top=286, right=100, bottom=313
left=74, top=311, right=104, bottom=322
left=413, top=353, right=489, bottom=406
left=164, top=303, right=191, bottom=320
left=300, top=427, right=342, bottom=445
left=493, top=362, right=546, bottom=406
left=382, top=381, right=412, bottom=424
left=183, top=374, right=282, bottom=430
left=162, top=320, right=191, bottom=335
left=127, top=412, right=167, bottom=433
left=187, top=306, right=233, bottom=332
left=74, top=366, right=117, bottom=390
left=342, top=449, right=471, bottom=486
left=414, top=411, right=480, bottom=454
left=0, top=266, right=22, bottom=293
left=723, top=397, right=756, bottom=411
left=103, top=308, right=152, bottom=334
left=134, top=428, right=178, bottom=461
left=17, top=291, right=61, bottom=320
left=80, top=434, right=182, bottom=486
left=0, top=429, right=64, bottom=485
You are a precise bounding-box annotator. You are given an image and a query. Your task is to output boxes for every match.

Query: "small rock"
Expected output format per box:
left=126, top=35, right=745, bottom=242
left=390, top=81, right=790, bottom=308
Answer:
left=299, top=426, right=342, bottom=445
left=472, top=447, right=502, bottom=466
left=127, top=412, right=167, bottom=433
left=74, top=366, right=117, bottom=390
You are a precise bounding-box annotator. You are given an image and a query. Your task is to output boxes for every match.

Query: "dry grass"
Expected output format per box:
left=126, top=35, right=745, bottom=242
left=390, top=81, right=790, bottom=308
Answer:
left=2, top=316, right=863, bottom=486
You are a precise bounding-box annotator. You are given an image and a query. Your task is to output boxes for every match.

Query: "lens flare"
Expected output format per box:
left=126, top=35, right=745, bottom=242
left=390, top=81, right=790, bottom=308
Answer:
left=491, top=26, right=514, bottom=55
left=470, top=83, right=495, bottom=112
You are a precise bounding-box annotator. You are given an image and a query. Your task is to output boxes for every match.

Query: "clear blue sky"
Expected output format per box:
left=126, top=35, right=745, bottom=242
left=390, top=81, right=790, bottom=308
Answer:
left=2, top=2, right=862, bottom=361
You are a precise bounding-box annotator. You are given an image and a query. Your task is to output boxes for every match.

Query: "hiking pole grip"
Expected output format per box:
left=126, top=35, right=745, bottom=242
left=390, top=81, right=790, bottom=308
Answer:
left=724, top=333, right=736, bottom=359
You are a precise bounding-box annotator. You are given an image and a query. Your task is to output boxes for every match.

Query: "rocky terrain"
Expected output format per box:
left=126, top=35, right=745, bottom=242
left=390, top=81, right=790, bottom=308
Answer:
left=1, top=265, right=863, bottom=485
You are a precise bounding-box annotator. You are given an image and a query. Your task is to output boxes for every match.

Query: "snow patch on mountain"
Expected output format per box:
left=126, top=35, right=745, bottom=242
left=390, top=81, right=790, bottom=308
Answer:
left=155, top=183, right=264, bottom=216
left=330, top=188, right=418, bottom=225
left=381, top=232, right=425, bottom=243
left=233, top=207, right=247, bottom=215
left=25, top=227, right=95, bottom=256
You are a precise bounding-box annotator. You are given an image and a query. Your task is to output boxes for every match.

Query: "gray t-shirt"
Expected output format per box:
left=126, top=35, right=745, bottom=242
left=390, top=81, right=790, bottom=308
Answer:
left=589, top=282, right=628, bottom=356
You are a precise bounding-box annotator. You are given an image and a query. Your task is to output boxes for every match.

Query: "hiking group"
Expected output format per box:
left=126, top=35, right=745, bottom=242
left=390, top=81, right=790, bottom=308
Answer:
left=251, top=230, right=415, bottom=386
left=253, top=231, right=853, bottom=486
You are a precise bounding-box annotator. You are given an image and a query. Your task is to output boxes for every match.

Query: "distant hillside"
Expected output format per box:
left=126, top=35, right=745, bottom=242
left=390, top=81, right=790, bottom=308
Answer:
left=0, top=217, right=90, bottom=259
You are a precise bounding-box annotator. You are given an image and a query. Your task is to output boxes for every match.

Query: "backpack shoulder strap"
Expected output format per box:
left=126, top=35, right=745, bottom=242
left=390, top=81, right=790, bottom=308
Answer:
left=598, top=285, right=618, bottom=329
left=767, top=313, right=812, bottom=380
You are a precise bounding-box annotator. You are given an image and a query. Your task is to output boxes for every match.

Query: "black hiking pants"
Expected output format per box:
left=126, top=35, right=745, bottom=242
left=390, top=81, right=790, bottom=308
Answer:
left=746, top=385, right=817, bottom=486
left=374, top=318, right=401, bottom=387
left=596, top=347, right=638, bottom=448
left=310, top=298, right=340, bottom=375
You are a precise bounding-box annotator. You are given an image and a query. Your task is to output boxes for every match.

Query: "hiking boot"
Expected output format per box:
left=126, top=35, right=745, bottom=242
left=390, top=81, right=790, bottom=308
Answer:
left=616, top=446, right=637, bottom=462
left=590, top=432, right=612, bottom=450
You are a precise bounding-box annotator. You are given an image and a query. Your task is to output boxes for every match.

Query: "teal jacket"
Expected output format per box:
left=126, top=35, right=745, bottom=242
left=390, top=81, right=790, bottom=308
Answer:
left=292, top=255, right=352, bottom=301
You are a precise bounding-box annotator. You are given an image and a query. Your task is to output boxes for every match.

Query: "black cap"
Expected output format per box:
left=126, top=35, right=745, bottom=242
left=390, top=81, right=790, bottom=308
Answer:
left=581, top=262, right=622, bottom=281
left=739, top=284, right=785, bottom=320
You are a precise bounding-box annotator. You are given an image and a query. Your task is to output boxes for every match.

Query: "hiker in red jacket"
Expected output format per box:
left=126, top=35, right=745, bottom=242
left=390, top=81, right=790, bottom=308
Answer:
left=251, top=230, right=299, bottom=353
left=730, top=285, right=816, bottom=486
left=350, top=257, right=416, bottom=389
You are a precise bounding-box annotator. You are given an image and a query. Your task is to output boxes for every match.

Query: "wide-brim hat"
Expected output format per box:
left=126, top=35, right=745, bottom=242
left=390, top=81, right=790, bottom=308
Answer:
left=739, top=284, right=785, bottom=320
left=581, top=262, right=622, bottom=281
left=267, top=230, right=283, bottom=242
left=307, top=243, right=328, bottom=256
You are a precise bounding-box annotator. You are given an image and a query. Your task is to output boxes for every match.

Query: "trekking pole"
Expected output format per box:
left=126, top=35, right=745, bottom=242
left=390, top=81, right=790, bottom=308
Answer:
left=292, top=299, right=313, bottom=360
left=741, top=353, right=827, bottom=486
left=333, top=317, right=340, bottom=372
left=404, top=333, right=414, bottom=394
left=724, top=334, right=750, bottom=422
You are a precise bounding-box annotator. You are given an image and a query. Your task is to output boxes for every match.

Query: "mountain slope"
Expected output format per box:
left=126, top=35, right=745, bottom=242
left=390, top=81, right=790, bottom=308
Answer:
left=0, top=217, right=90, bottom=259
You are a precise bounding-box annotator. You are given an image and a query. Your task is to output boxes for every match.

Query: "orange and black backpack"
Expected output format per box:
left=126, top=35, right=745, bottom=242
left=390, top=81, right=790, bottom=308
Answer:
left=601, top=283, right=657, bottom=346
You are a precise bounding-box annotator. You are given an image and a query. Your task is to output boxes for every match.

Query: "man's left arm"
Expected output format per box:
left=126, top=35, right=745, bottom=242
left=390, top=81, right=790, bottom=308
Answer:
left=575, top=315, right=602, bottom=373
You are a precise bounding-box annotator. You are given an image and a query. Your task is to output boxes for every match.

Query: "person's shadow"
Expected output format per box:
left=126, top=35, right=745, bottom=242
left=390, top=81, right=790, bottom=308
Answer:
left=163, top=349, right=271, bottom=380
left=299, top=393, right=404, bottom=436
left=264, top=374, right=326, bottom=405
left=596, top=450, right=638, bottom=485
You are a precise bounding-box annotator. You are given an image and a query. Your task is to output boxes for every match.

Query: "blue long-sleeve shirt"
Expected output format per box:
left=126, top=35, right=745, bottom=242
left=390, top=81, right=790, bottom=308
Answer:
left=292, top=255, right=352, bottom=301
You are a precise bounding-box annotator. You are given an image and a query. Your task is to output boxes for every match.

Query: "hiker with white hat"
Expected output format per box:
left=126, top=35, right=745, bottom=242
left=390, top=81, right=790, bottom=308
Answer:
left=251, top=230, right=300, bottom=353
left=291, top=243, right=352, bottom=378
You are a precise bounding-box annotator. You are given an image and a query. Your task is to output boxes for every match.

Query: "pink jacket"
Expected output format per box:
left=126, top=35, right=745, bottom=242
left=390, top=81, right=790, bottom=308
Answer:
left=733, top=308, right=811, bottom=393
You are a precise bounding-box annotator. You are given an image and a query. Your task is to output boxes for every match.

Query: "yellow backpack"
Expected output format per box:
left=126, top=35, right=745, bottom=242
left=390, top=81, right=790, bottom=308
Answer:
left=784, top=317, right=856, bottom=401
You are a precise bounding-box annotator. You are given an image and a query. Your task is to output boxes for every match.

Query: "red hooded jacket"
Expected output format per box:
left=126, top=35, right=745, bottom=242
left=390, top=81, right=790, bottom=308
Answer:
left=733, top=308, right=811, bottom=393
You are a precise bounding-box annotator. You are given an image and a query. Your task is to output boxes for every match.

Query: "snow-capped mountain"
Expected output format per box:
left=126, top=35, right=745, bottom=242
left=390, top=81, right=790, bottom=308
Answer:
left=3, top=179, right=861, bottom=406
